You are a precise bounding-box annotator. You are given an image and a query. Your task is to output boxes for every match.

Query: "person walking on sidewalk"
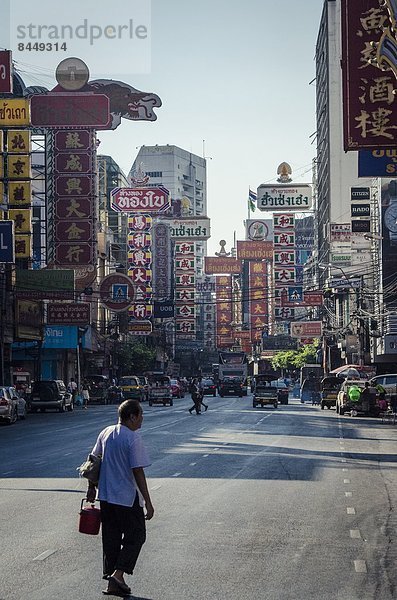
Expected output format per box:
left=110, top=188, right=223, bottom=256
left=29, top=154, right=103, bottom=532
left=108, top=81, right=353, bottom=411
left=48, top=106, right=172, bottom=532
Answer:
left=188, top=378, right=202, bottom=415
left=86, top=399, right=154, bottom=597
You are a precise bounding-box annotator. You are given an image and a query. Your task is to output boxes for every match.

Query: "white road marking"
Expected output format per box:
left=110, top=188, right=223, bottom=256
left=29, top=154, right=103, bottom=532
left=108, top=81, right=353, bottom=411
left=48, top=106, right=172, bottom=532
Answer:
left=203, top=454, right=209, bottom=458
left=172, top=473, right=181, bottom=477
left=350, top=530, right=361, bottom=539
left=33, top=549, right=57, bottom=561
left=347, top=507, right=356, bottom=515
left=345, top=492, right=353, bottom=497
left=344, top=479, right=351, bottom=484
left=2, top=471, right=14, bottom=475
left=341, top=459, right=347, bottom=463
left=354, top=560, right=367, bottom=573
left=150, top=485, right=162, bottom=491
left=189, top=462, right=197, bottom=466
left=343, top=468, right=348, bottom=472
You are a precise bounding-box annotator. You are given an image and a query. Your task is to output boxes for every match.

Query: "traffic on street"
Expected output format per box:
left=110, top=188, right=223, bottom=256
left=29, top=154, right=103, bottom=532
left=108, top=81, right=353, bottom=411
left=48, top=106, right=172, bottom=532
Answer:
left=1, top=389, right=397, bottom=600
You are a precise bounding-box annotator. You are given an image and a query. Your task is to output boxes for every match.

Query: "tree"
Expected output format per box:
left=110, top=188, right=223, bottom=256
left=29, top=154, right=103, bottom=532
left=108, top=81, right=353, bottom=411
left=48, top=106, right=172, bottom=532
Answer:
left=270, top=340, right=320, bottom=372
left=116, top=341, right=156, bottom=375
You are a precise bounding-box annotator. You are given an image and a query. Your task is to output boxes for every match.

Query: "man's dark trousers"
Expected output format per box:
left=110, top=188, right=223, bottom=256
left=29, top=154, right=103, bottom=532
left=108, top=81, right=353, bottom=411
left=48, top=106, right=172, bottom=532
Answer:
left=100, top=493, right=146, bottom=576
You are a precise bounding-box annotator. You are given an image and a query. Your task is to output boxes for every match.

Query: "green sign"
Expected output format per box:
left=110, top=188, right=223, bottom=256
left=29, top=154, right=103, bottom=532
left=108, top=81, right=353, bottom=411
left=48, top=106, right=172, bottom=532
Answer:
left=16, top=269, right=75, bottom=299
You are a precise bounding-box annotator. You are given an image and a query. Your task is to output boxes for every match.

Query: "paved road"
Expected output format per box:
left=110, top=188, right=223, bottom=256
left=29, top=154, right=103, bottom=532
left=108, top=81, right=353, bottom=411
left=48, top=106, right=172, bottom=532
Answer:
left=1, top=395, right=397, bottom=600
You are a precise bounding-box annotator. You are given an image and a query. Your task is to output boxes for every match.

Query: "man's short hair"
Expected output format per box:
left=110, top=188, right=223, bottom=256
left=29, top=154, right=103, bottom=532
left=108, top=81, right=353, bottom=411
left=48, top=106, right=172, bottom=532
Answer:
left=118, top=399, right=142, bottom=422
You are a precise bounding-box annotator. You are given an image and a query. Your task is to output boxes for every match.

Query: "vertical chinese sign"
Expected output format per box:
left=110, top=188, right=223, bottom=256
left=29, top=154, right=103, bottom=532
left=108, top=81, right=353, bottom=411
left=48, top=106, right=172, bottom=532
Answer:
left=53, top=129, right=96, bottom=279
left=273, top=213, right=296, bottom=331
left=249, top=261, right=269, bottom=344
left=215, top=276, right=233, bottom=348
left=175, top=242, right=196, bottom=339
left=342, top=0, right=397, bottom=150
left=127, top=215, right=153, bottom=334
left=0, top=99, right=32, bottom=260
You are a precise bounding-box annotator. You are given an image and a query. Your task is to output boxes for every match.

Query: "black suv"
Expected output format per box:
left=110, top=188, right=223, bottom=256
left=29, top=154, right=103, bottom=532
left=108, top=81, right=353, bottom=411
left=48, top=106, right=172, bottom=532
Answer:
left=29, top=380, right=73, bottom=413
left=218, top=377, right=243, bottom=397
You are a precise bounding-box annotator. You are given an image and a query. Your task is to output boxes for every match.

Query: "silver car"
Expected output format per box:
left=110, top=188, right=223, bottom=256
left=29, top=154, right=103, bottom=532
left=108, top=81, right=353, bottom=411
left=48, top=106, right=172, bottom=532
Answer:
left=0, top=386, right=18, bottom=425
left=6, top=387, right=27, bottom=420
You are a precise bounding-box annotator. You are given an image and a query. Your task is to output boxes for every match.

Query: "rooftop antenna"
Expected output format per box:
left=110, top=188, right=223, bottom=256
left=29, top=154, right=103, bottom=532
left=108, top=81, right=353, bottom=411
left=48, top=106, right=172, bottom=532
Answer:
left=202, top=139, right=212, bottom=161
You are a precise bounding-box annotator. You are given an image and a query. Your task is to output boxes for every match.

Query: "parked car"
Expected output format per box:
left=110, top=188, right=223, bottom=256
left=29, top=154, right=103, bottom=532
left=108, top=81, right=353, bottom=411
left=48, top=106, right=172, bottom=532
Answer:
left=137, top=376, right=149, bottom=401
left=0, top=386, right=18, bottom=424
left=336, top=379, right=379, bottom=416
left=6, top=386, right=27, bottom=419
left=369, top=374, right=397, bottom=400
left=170, top=379, right=184, bottom=398
left=201, top=377, right=217, bottom=396
left=118, top=376, right=144, bottom=401
left=29, top=380, right=73, bottom=413
left=218, top=376, right=243, bottom=397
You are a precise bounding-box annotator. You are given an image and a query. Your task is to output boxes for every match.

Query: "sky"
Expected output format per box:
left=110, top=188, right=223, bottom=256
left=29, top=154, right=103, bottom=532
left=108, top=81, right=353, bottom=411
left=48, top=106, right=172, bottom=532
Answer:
left=7, top=0, right=325, bottom=256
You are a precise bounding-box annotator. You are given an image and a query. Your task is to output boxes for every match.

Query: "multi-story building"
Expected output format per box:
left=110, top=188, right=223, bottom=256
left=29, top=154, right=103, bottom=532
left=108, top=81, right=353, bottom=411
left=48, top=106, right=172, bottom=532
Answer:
left=315, top=0, right=379, bottom=369
left=129, top=145, right=208, bottom=276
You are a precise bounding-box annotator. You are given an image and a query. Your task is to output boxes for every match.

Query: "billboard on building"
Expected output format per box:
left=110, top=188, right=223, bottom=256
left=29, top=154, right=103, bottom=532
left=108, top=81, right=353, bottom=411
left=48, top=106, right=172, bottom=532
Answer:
left=341, top=0, right=397, bottom=150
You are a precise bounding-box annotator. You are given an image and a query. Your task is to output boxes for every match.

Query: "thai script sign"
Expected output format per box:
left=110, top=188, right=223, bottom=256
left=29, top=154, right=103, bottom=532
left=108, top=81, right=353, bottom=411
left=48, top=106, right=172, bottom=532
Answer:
left=30, top=93, right=110, bottom=127
left=111, top=186, right=170, bottom=212
left=15, top=268, right=75, bottom=299
left=236, top=240, right=273, bottom=260
left=257, top=184, right=312, bottom=210
left=342, top=0, right=397, bottom=150
left=47, top=302, right=90, bottom=325
left=204, top=257, right=242, bottom=274
left=0, top=99, right=30, bottom=126
left=168, top=217, right=210, bottom=240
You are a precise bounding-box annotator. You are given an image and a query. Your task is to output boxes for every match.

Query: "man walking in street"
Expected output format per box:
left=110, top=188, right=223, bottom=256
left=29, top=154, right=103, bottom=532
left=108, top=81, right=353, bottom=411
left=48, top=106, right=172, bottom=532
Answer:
left=86, top=399, right=154, bottom=597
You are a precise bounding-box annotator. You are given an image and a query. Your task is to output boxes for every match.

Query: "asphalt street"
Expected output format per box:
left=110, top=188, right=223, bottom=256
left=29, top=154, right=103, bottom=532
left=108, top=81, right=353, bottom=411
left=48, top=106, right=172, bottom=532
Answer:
left=0, top=394, right=397, bottom=600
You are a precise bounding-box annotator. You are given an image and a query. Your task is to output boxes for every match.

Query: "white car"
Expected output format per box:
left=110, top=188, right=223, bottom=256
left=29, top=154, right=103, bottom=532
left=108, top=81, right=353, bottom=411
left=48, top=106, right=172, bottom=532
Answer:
left=7, top=387, right=27, bottom=420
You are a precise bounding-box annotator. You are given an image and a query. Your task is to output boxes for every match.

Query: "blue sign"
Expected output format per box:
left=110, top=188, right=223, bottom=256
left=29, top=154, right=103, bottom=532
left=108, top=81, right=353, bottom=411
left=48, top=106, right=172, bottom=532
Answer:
left=0, top=221, right=14, bottom=263
left=288, top=286, right=303, bottom=302
left=43, top=325, right=78, bottom=349
left=112, top=283, right=128, bottom=300
left=358, top=150, right=397, bottom=177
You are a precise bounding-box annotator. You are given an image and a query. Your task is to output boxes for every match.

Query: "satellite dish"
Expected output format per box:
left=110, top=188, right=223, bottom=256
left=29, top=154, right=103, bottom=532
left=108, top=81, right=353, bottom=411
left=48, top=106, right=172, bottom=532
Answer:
left=55, top=57, right=89, bottom=91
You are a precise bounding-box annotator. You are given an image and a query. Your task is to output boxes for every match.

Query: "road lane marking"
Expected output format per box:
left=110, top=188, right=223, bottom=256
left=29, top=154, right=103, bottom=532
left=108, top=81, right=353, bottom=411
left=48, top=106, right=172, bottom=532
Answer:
left=344, top=479, right=351, bottom=484
left=150, top=484, right=162, bottom=491
left=341, top=459, right=347, bottom=463
left=347, top=507, right=356, bottom=515
left=345, top=492, right=353, bottom=497
left=354, top=560, right=367, bottom=573
left=203, top=454, right=209, bottom=457
left=350, top=530, right=361, bottom=539
left=189, top=462, right=197, bottom=466
left=33, top=549, right=57, bottom=561
left=172, top=473, right=181, bottom=477
left=343, top=468, right=348, bottom=472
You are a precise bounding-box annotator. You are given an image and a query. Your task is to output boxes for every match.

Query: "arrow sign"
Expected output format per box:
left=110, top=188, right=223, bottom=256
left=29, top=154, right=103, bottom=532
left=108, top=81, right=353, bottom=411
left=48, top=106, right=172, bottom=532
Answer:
left=0, top=221, right=15, bottom=263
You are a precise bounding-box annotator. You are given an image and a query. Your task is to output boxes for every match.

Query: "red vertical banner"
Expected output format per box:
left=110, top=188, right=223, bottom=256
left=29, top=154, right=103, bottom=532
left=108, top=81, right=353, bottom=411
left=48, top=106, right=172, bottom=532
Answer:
left=342, top=0, right=397, bottom=150
left=249, top=261, right=268, bottom=343
left=215, top=275, right=233, bottom=348
left=128, top=214, right=153, bottom=324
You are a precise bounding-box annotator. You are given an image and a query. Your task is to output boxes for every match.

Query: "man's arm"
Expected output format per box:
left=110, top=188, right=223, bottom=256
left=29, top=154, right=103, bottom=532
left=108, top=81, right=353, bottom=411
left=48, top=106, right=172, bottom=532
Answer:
left=132, top=467, right=154, bottom=520
left=86, top=481, right=96, bottom=503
